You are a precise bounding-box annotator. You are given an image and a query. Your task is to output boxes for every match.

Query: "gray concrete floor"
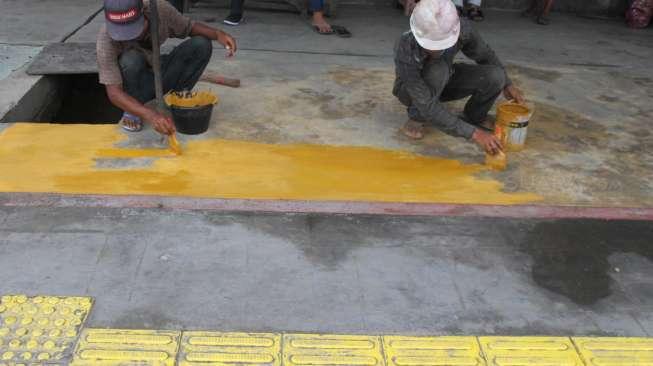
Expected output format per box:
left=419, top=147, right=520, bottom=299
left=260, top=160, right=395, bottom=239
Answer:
left=65, top=6, right=653, bottom=207
left=1, top=206, right=652, bottom=335
left=1, top=1, right=653, bottom=335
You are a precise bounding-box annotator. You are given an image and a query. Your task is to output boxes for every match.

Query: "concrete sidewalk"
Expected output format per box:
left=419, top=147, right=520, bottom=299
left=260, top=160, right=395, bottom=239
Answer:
left=1, top=4, right=652, bottom=208
left=1, top=206, right=652, bottom=335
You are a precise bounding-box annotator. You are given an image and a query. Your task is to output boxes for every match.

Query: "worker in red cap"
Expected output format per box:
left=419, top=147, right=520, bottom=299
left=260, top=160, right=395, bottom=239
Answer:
left=97, top=0, right=237, bottom=135
left=393, top=0, right=524, bottom=155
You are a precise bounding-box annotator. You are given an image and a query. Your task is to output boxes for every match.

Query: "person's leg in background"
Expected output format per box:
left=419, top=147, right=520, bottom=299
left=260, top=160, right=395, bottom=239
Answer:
left=166, top=0, right=183, bottom=12
left=161, top=36, right=213, bottom=93
left=224, top=0, right=245, bottom=25
left=118, top=49, right=154, bottom=131
left=441, top=63, right=506, bottom=129
left=536, top=0, right=554, bottom=25
left=465, top=0, right=484, bottom=21
left=452, top=0, right=464, bottom=13
left=311, top=0, right=333, bottom=33
left=521, top=0, right=538, bottom=17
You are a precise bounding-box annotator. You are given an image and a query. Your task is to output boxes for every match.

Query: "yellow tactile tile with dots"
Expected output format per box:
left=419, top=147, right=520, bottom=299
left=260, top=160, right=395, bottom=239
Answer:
left=479, top=337, right=584, bottom=366
left=178, top=331, right=281, bottom=366
left=383, top=336, right=486, bottom=366
left=71, top=329, right=181, bottom=366
left=0, top=294, right=93, bottom=365
left=573, top=337, right=653, bottom=366
left=283, top=334, right=385, bottom=366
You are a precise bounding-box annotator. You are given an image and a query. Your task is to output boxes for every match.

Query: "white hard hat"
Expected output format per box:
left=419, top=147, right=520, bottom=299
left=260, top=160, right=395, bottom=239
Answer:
left=410, top=0, right=461, bottom=51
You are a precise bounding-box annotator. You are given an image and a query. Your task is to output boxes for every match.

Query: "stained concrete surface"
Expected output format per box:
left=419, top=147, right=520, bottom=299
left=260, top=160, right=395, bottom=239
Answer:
left=0, top=206, right=652, bottom=335
left=58, top=6, right=653, bottom=207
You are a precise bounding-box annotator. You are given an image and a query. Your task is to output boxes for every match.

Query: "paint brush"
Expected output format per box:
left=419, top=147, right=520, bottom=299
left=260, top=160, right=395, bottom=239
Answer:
left=168, top=133, right=182, bottom=155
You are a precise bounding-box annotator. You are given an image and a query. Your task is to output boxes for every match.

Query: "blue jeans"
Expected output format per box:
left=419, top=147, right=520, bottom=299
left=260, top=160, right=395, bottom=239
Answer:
left=118, top=36, right=213, bottom=104
left=310, top=0, right=324, bottom=11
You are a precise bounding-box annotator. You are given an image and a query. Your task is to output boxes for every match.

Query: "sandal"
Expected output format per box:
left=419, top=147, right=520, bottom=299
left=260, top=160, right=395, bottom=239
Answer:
left=331, top=25, right=352, bottom=38
left=535, top=15, right=550, bottom=25
left=466, top=6, right=485, bottom=21
left=120, top=114, right=143, bottom=132
left=312, top=25, right=334, bottom=35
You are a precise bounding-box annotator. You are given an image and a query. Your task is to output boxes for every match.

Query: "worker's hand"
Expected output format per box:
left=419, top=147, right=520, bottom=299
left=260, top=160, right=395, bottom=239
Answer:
left=145, top=110, right=176, bottom=135
left=472, top=129, right=503, bottom=155
left=504, top=84, right=525, bottom=104
left=216, top=30, right=237, bottom=57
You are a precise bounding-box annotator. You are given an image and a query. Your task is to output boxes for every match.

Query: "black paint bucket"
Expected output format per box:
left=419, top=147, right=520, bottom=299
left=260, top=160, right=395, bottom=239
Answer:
left=164, top=91, right=218, bottom=135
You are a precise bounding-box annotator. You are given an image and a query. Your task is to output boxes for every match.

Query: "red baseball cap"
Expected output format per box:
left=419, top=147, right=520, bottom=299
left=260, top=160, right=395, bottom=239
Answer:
left=104, top=0, right=145, bottom=41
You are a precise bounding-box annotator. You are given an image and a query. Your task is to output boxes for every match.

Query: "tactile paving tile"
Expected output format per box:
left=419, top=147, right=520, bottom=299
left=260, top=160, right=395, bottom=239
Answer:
left=478, top=337, right=584, bottom=366
left=573, top=337, right=653, bottom=366
left=283, top=334, right=385, bottom=366
left=0, top=294, right=93, bottom=365
left=383, top=336, right=485, bottom=366
left=71, top=329, right=181, bottom=366
left=178, top=331, right=281, bottom=366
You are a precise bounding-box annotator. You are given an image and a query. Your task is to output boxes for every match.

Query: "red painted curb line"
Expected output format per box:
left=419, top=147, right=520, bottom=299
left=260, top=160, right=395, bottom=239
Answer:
left=2, top=192, right=652, bottom=221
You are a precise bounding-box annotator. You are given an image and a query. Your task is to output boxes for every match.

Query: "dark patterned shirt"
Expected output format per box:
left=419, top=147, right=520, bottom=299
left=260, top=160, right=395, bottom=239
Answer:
left=393, top=19, right=511, bottom=139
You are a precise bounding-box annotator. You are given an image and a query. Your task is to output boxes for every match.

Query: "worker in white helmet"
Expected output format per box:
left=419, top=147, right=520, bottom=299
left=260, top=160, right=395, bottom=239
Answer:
left=393, top=0, right=525, bottom=155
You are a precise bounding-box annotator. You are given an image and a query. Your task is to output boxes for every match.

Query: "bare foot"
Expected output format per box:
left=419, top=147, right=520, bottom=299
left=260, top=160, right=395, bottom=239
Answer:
left=400, top=120, right=425, bottom=139
left=312, top=11, right=333, bottom=33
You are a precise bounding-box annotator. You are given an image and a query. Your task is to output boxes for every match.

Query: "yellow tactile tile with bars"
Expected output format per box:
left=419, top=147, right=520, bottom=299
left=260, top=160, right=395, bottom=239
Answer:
left=178, top=331, right=281, bottom=366
left=479, top=336, right=584, bottom=366
left=71, top=328, right=181, bottom=366
left=283, top=334, right=385, bottom=366
left=0, top=294, right=93, bottom=366
left=383, top=336, right=485, bottom=366
left=573, top=337, right=653, bottom=366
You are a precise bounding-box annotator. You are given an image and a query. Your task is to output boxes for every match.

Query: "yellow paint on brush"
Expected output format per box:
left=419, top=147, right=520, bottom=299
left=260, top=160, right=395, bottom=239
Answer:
left=168, top=134, right=182, bottom=155
left=0, top=124, right=541, bottom=204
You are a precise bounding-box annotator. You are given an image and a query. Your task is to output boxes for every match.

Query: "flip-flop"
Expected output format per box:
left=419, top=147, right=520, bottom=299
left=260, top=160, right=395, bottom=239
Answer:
left=535, top=16, right=550, bottom=25
left=331, top=25, right=352, bottom=38
left=465, top=7, right=485, bottom=21
left=312, top=25, right=334, bottom=35
left=120, top=116, right=143, bottom=132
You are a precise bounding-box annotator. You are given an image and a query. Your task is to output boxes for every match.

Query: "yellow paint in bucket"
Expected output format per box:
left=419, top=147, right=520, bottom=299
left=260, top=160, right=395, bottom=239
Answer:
left=164, top=91, right=218, bottom=108
left=497, top=102, right=532, bottom=152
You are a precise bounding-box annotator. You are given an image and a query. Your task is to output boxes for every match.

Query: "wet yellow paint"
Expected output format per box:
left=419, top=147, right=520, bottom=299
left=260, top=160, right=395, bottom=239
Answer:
left=168, top=134, right=182, bottom=155
left=0, top=124, right=540, bottom=204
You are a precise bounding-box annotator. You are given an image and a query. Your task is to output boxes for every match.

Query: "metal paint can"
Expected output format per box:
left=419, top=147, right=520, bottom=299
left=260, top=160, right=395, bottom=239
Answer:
left=497, top=103, right=532, bottom=152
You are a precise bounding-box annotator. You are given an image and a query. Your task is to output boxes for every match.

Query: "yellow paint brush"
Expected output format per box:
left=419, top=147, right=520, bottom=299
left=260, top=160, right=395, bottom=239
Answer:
left=168, top=133, right=182, bottom=155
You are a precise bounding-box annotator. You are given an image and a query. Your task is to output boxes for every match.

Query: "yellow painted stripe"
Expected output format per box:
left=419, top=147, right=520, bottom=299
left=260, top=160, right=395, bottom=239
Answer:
left=384, top=336, right=484, bottom=366
left=479, top=337, right=584, bottom=366
left=573, top=337, right=653, bottom=366
left=284, top=334, right=384, bottom=366
left=188, top=336, right=275, bottom=347
left=72, top=329, right=180, bottom=366
left=290, top=354, right=379, bottom=365
left=290, top=339, right=376, bottom=349
left=180, top=332, right=281, bottom=366
left=80, top=350, right=171, bottom=361
left=186, top=352, right=275, bottom=363
left=86, top=334, right=175, bottom=345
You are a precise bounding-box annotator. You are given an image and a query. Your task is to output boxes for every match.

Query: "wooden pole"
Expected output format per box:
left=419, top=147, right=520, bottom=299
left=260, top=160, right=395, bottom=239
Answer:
left=148, top=0, right=164, bottom=111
